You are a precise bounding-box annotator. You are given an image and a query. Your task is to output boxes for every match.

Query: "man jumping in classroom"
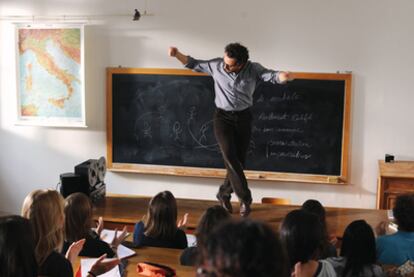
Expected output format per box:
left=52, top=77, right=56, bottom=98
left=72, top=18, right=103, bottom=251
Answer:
left=169, top=42, right=291, bottom=217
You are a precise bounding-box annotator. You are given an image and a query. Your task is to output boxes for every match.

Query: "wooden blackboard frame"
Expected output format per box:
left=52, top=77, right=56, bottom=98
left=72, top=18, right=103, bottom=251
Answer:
left=106, top=68, right=352, bottom=185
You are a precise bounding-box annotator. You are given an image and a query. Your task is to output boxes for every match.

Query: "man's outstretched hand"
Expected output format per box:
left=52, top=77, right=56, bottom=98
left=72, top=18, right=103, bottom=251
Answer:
left=279, top=71, right=293, bottom=83
left=169, top=47, right=178, bottom=57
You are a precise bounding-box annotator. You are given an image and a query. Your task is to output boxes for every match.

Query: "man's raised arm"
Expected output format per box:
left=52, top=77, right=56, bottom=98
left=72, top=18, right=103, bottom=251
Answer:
left=169, top=46, right=189, bottom=65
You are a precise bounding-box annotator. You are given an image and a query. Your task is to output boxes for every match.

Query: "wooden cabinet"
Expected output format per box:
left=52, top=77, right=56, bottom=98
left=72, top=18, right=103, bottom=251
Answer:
left=377, top=160, right=414, bottom=209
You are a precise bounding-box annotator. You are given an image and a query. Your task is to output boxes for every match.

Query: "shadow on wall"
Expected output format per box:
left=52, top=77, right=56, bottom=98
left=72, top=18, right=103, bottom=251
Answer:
left=84, top=25, right=111, bottom=132
left=0, top=126, right=83, bottom=214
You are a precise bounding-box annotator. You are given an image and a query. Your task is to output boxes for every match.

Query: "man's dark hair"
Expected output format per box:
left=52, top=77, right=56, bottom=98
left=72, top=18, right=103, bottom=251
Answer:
left=0, top=215, right=38, bottom=277
left=340, top=220, right=377, bottom=277
left=280, top=209, right=323, bottom=269
left=199, top=219, right=288, bottom=277
left=224, top=42, right=249, bottom=65
left=393, top=194, right=414, bottom=232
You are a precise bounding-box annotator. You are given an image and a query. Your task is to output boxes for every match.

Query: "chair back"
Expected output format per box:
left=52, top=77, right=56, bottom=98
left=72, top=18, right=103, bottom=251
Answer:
left=261, top=197, right=291, bottom=205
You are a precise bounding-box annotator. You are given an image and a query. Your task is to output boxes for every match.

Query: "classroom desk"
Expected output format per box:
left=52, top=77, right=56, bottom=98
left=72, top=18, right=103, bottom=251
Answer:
left=94, top=194, right=388, bottom=237
left=73, top=246, right=194, bottom=277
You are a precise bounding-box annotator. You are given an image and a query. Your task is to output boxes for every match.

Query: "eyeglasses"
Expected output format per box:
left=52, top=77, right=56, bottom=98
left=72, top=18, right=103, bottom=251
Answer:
left=223, top=62, right=242, bottom=71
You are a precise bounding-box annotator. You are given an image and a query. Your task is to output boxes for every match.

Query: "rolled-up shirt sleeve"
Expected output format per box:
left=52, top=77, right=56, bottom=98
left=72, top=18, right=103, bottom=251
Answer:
left=185, top=56, right=215, bottom=75
left=253, top=62, right=284, bottom=85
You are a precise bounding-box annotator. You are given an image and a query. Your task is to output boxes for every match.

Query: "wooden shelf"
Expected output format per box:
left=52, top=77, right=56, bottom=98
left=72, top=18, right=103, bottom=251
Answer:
left=377, top=160, right=414, bottom=209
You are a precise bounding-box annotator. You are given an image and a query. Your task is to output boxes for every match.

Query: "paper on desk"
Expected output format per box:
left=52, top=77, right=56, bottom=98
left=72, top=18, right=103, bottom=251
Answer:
left=186, top=234, right=197, bottom=247
left=388, top=222, right=398, bottom=234
left=117, top=244, right=136, bottom=259
left=385, top=210, right=398, bottom=235
left=100, top=229, right=130, bottom=244
left=387, top=209, right=394, bottom=220
left=81, top=258, right=121, bottom=277
left=98, top=229, right=134, bottom=259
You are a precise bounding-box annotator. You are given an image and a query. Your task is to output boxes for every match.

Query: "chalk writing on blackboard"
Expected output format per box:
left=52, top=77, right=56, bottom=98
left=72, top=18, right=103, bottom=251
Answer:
left=107, top=68, right=351, bottom=184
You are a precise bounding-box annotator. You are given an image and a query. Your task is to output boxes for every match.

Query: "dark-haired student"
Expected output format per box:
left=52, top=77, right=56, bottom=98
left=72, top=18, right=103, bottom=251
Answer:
left=133, top=191, right=188, bottom=249
left=198, top=219, right=289, bottom=277
left=376, top=193, right=414, bottom=266
left=301, top=199, right=337, bottom=259
left=0, top=215, right=37, bottom=277
left=169, top=43, right=291, bottom=217
left=180, top=205, right=230, bottom=266
left=21, top=189, right=120, bottom=277
left=326, top=220, right=385, bottom=277
left=280, top=209, right=336, bottom=277
left=62, top=192, right=128, bottom=258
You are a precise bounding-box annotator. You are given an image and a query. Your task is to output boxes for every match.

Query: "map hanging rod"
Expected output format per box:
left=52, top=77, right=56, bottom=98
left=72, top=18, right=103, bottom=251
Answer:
left=0, top=12, right=154, bottom=22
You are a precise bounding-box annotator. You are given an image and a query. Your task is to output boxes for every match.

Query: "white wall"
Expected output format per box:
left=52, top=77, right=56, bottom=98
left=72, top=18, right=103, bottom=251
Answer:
left=1, top=0, right=414, bottom=214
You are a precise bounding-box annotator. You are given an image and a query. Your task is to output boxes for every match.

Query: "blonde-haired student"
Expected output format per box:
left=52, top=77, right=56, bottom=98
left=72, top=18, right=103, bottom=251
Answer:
left=22, top=189, right=119, bottom=277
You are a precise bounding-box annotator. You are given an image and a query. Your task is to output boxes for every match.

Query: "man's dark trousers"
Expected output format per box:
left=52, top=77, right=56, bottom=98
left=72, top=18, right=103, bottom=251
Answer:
left=214, top=108, right=252, bottom=206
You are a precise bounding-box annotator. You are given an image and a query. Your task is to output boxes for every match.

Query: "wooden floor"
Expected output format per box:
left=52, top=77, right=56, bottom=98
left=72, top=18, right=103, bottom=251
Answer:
left=94, top=194, right=388, bottom=237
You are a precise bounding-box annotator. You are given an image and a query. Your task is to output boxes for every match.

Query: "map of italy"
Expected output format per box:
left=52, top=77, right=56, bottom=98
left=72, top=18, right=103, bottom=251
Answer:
left=18, top=28, right=82, bottom=120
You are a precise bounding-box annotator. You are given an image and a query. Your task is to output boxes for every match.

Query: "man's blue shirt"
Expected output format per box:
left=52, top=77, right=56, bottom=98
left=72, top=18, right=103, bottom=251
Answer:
left=185, top=56, right=282, bottom=111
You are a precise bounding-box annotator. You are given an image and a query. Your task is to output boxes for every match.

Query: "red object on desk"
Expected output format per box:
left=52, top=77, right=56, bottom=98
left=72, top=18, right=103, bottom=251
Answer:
left=75, top=265, right=82, bottom=277
left=136, top=262, right=176, bottom=277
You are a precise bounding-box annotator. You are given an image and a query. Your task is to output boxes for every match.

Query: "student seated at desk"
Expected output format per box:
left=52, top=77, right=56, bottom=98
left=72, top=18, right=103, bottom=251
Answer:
left=180, top=205, right=230, bottom=266
left=197, top=219, right=289, bottom=277
left=62, top=192, right=127, bottom=258
left=301, top=199, right=337, bottom=259
left=133, top=191, right=188, bottom=249
left=0, top=215, right=37, bottom=277
left=21, top=189, right=120, bottom=277
left=280, top=209, right=336, bottom=277
left=376, top=194, right=414, bottom=266
left=325, top=220, right=385, bottom=277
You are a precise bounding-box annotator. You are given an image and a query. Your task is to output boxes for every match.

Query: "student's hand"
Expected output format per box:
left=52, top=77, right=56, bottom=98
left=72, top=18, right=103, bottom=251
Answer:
left=87, top=254, right=120, bottom=277
left=177, top=213, right=189, bottom=229
left=96, top=216, right=104, bottom=236
left=65, top=238, right=85, bottom=264
left=110, top=226, right=128, bottom=249
left=291, top=262, right=301, bottom=277
left=169, top=46, right=178, bottom=57
left=329, top=234, right=338, bottom=246
left=291, top=262, right=314, bottom=277
left=384, top=266, right=399, bottom=277
left=376, top=221, right=388, bottom=236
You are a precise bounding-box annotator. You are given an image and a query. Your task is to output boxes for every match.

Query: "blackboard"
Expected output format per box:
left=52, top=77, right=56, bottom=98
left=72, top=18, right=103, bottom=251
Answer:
left=107, top=68, right=352, bottom=184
